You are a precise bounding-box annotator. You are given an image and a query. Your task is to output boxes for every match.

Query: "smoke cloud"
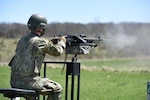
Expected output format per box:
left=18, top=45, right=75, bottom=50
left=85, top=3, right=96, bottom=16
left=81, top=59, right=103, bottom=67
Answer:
left=110, top=34, right=137, bottom=50
left=103, top=32, right=150, bottom=57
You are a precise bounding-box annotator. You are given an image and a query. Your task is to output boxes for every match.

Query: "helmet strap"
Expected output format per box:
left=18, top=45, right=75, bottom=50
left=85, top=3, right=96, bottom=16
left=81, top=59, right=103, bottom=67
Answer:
left=35, top=28, right=45, bottom=36
left=40, top=29, right=45, bottom=36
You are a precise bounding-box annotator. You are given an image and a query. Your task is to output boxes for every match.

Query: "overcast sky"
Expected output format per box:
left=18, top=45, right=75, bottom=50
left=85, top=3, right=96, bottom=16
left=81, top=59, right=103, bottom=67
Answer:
left=0, top=0, right=150, bottom=24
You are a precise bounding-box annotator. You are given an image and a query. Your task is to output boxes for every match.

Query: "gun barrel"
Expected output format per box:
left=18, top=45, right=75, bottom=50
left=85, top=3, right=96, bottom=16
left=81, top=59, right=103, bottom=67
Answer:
left=84, top=38, right=102, bottom=43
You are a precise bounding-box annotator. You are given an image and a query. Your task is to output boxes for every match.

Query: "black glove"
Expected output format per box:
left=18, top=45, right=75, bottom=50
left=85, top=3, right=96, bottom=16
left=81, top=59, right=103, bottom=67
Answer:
left=51, top=37, right=59, bottom=44
left=51, top=36, right=66, bottom=44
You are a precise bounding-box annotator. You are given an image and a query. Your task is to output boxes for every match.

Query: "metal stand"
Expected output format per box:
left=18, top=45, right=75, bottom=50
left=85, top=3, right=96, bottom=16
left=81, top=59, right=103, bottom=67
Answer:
left=43, top=54, right=80, bottom=100
left=65, top=54, right=80, bottom=100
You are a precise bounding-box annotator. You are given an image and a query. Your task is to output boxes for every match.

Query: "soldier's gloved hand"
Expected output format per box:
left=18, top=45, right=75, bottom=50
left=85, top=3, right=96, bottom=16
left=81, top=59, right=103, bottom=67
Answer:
left=51, top=37, right=59, bottom=44
left=59, top=36, right=66, bottom=43
left=51, top=36, right=66, bottom=44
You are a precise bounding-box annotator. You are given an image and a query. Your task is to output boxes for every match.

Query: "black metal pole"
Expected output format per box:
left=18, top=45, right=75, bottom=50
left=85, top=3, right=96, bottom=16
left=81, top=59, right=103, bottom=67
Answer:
left=43, top=62, right=46, bottom=78
left=65, top=67, right=69, bottom=100
left=43, top=62, right=46, bottom=100
left=77, top=75, right=80, bottom=100
left=71, top=74, right=75, bottom=100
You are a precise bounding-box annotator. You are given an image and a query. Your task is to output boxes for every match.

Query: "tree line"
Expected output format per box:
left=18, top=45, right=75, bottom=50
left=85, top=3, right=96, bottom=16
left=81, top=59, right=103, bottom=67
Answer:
left=0, top=22, right=150, bottom=58
left=1, top=22, right=149, bottom=38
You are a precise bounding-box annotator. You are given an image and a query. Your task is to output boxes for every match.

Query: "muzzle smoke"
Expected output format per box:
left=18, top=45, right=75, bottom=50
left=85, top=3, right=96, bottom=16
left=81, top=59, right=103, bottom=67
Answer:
left=109, top=34, right=137, bottom=50
left=103, top=32, right=150, bottom=57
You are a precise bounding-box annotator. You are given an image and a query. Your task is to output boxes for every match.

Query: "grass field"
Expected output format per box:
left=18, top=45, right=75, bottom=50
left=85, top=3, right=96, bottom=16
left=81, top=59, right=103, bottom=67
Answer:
left=0, top=58, right=150, bottom=100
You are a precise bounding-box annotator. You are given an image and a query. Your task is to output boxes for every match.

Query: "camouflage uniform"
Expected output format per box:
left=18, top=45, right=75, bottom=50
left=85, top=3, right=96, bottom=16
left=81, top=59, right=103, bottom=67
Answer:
left=9, top=32, right=66, bottom=100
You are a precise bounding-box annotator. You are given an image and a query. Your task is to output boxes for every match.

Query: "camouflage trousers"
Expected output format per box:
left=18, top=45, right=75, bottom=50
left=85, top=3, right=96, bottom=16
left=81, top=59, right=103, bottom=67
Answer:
left=11, top=74, right=62, bottom=100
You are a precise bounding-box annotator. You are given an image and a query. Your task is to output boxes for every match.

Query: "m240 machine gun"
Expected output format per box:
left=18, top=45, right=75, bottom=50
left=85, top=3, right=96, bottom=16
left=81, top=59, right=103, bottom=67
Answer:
left=64, top=34, right=102, bottom=55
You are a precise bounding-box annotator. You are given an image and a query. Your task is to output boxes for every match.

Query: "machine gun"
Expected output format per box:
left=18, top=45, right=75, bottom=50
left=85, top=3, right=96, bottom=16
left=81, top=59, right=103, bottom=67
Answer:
left=64, top=34, right=102, bottom=54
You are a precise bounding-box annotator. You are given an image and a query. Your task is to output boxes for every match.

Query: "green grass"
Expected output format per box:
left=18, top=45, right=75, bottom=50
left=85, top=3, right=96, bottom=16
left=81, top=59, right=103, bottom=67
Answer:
left=0, top=38, right=17, bottom=62
left=81, top=58, right=150, bottom=72
left=0, top=58, right=150, bottom=100
left=81, top=71, right=149, bottom=100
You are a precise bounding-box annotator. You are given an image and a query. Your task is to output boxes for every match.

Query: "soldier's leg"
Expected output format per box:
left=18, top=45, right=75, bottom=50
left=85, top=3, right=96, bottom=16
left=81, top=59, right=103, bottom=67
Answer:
left=44, top=80, right=62, bottom=100
left=32, top=78, right=63, bottom=100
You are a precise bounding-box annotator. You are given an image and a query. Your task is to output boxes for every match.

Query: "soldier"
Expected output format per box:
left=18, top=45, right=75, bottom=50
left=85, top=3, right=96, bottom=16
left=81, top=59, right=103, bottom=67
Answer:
left=9, top=14, right=66, bottom=100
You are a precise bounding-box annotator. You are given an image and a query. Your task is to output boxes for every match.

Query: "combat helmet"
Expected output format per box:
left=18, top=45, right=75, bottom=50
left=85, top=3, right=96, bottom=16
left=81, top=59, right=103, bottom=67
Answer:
left=27, top=14, right=47, bottom=34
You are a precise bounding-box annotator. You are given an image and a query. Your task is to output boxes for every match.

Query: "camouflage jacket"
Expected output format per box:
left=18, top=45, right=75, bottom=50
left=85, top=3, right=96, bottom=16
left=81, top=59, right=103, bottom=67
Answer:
left=10, top=32, right=66, bottom=76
